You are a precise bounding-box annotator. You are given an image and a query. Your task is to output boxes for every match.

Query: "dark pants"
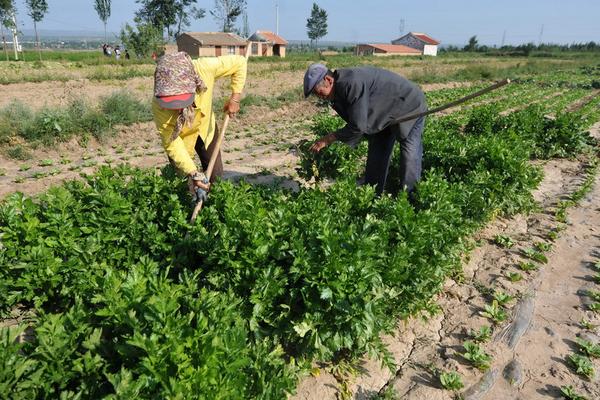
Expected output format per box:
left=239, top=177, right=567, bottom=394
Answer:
left=169, top=124, right=223, bottom=183
left=194, top=124, right=223, bottom=183
left=364, top=116, right=424, bottom=195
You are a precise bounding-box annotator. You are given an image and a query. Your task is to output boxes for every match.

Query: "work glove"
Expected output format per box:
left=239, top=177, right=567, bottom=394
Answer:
left=194, top=183, right=208, bottom=203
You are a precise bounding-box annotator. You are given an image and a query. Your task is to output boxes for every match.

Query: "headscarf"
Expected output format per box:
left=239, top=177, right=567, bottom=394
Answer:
left=154, top=52, right=207, bottom=141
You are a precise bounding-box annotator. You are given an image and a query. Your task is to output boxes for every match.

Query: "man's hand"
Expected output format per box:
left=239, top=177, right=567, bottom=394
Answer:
left=223, top=93, right=241, bottom=117
left=309, top=133, right=337, bottom=153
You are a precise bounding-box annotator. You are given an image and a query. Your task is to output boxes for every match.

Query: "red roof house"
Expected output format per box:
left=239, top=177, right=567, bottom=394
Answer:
left=392, top=32, right=441, bottom=56
left=355, top=43, right=422, bottom=56
left=248, top=30, right=288, bottom=57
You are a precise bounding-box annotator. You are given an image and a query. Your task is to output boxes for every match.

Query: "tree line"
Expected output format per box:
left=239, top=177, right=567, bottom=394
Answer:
left=448, top=35, right=600, bottom=55
left=0, top=0, right=334, bottom=60
left=0, top=0, right=250, bottom=59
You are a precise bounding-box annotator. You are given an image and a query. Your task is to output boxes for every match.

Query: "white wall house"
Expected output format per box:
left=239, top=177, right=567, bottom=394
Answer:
left=391, top=32, right=440, bottom=56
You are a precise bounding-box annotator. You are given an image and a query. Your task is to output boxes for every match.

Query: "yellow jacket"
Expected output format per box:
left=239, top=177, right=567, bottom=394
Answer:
left=152, top=55, right=247, bottom=175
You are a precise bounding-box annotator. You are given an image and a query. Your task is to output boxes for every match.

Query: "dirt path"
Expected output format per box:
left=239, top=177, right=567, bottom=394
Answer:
left=486, top=172, right=600, bottom=399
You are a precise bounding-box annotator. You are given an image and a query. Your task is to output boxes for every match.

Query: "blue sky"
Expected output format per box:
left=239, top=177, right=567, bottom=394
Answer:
left=11, top=0, right=600, bottom=46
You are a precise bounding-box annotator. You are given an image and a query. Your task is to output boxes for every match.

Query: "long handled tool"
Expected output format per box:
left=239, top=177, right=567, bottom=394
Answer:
left=189, top=45, right=252, bottom=225
left=395, top=78, right=511, bottom=123
left=189, top=113, right=230, bottom=224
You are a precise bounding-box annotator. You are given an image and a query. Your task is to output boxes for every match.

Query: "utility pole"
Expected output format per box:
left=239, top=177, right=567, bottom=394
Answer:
left=399, top=18, right=405, bottom=36
left=275, top=1, right=279, bottom=35
left=501, top=30, right=506, bottom=47
left=538, top=24, right=544, bottom=45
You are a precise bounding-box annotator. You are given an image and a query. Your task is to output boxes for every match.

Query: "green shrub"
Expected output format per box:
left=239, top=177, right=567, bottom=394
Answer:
left=100, top=91, right=152, bottom=126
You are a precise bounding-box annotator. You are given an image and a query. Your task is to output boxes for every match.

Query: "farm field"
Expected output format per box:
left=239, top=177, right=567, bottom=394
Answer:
left=1, top=52, right=600, bottom=400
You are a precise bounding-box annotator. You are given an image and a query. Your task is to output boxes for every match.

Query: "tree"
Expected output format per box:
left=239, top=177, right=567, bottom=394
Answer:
left=120, top=19, right=164, bottom=58
left=175, top=4, right=204, bottom=38
left=210, top=0, right=246, bottom=33
left=241, top=10, right=249, bottom=38
left=0, top=0, right=15, bottom=61
left=135, top=0, right=204, bottom=39
left=93, top=0, right=111, bottom=42
left=25, top=0, right=47, bottom=61
left=306, top=3, right=327, bottom=49
left=464, top=35, right=478, bottom=52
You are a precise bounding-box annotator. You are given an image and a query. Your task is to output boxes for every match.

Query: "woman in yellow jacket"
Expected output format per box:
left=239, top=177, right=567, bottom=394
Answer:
left=152, top=51, right=247, bottom=200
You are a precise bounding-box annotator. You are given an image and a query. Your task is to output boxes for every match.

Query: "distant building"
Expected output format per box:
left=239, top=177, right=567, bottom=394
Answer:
left=391, top=32, right=440, bottom=56
left=355, top=43, right=422, bottom=56
left=177, top=32, right=247, bottom=58
left=247, top=30, right=288, bottom=57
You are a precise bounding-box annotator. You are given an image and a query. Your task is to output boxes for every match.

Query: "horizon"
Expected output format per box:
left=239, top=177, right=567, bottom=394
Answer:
left=6, top=0, right=600, bottom=47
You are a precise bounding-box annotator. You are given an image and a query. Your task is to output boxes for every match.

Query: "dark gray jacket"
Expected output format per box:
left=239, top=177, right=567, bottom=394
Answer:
left=331, top=67, right=427, bottom=147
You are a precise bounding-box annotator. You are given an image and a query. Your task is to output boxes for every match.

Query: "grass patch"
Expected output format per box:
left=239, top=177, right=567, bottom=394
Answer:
left=0, top=92, right=152, bottom=156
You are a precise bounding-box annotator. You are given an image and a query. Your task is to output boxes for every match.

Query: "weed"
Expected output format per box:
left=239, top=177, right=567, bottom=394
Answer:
left=560, top=385, right=588, bottom=400
left=505, top=272, right=523, bottom=282
left=580, top=319, right=597, bottom=330
left=82, top=160, right=98, bottom=168
left=492, top=291, right=514, bottom=306
left=481, top=300, right=507, bottom=324
left=6, top=145, right=32, bottom=160
left=18, top=164, right=32, bottom=172
left=371, top=385, right=400, bottom=400
left=534, top=241, right=552, bottom=252
left=588, top=302, right=600, bottom=313
left=575, top=338, right=600, bottom=358
left=522, top=248, right=548, bottom=264
left=469, top=325, right=492, bottom=343
left=493, top=234, right=515, bottom=248
left=439, top=371, right=464, bottom=391
left=568, top=354, right=594, bottom=379
left=32, top=171, right=47, bottom=179
left=38, top=159, right=54, bottom=167
left=461, top=341, right=492, bottom=371
left=518, top=261, right=539, bottom=272
left=585, top=290, right=600, bottom=302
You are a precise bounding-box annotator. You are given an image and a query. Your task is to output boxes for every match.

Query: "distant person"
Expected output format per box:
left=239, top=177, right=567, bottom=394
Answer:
left=152, top=52, right=247, bottom=201
left=305, top=63, right=427, bottom=195
left=125, top=49, right=130, bottom=60
left=102, top=43, right=108, bottom=56
left=151, top=51, right=157, bottom=61
left=115, top=46, right=121, bottom=60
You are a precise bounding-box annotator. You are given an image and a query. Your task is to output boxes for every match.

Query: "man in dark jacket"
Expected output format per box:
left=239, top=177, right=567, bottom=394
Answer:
left=305, top=63, right=427, bottom=195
